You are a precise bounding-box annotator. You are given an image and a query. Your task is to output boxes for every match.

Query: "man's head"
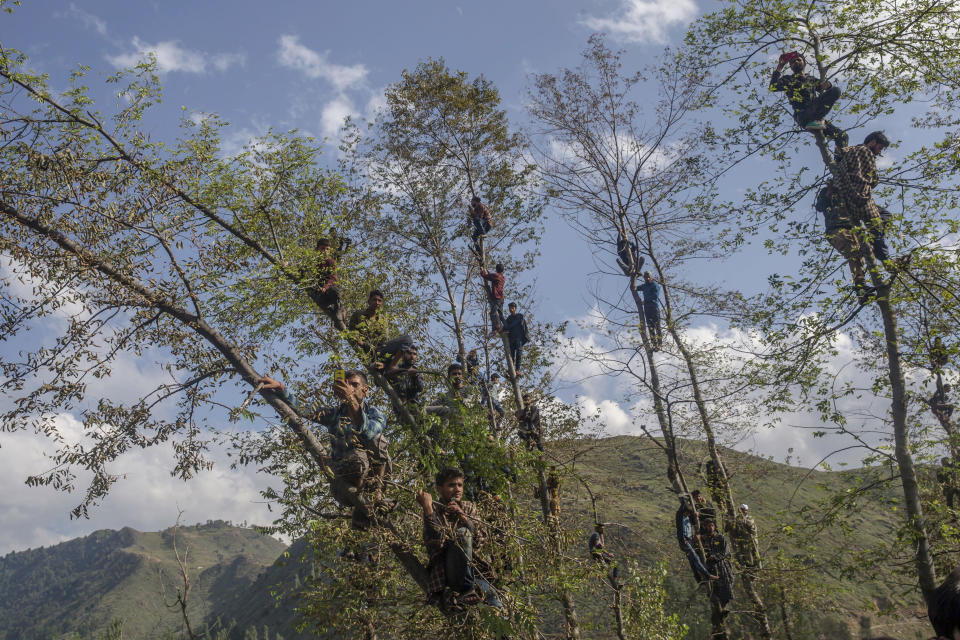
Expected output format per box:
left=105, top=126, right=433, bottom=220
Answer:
left=643, top=271, right=653, bottom=283
left=508, top=302, right=517, bottom=314
left=436, top=467, right=466, bottom=501
left=702, top=519, right=717, bottom=535
left=496, top=263, right=504, bottom=274
left=447, top=363, right=464, bottom=388
left=789, top=55, right=806, bottom=74
left=490, top=372, right=501, bottom=383
left=864, top=131, right=890, bottom=156
left=403, top=346, right=419, bottom=365
left=366, top=290, right=385, bottom=312
left=341, top=369, right=369, bottom=403
left=316, top=237, right=331, bottom=253
left=595, top=523, right=605, bottom=534
left=471, top=196, right=481, bottom=204
left=739, top=503, right=749, bottom=514
left=522, top=392, right=532, bottom=403
left=930, top=566, right=960, bottom=639
left=692, top=489, right=706, bottom=505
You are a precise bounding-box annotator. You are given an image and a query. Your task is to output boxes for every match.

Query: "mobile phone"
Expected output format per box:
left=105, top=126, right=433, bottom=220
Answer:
left=334, top=369, right=345, bottom=384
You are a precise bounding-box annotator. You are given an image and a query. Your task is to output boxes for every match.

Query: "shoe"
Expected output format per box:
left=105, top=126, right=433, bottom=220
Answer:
left=805, top=120, right=826, bottom=130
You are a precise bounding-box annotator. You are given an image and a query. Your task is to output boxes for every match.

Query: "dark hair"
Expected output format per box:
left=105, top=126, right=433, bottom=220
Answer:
left=471, top=196, right=481, bottom=203
left=495, top=263, right=504, bottom=273
left=343, top=369, right=368, bottom=384
left=316, top=237, right=331, bottom=248
left=490, top=373, right=501, bottom=380
left=447, top=363, right=463, bottom=375
left=368, top=289, right=384, bottom=300
left=594, top=522, right=605, bottom=532
left=864, top=131, right=890, bottom=147
left=436, top=467, right=465, bottom=486
left=508, top=302, right=517, bottom=308
left=930, top=566, right=960, bottom=637
left=691, top=489, right=703, bottom=498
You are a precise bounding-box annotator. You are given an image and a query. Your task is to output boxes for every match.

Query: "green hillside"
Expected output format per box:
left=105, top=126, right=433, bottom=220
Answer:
left=0, top=437, right=932, bottom=639
left=0, top=521, right=287, bottom=640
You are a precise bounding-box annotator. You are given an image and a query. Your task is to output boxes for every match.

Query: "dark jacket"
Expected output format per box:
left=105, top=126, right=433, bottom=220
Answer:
left=770, top=71, right=823, bottom=112
left=503, top=312, right=529, bottom=345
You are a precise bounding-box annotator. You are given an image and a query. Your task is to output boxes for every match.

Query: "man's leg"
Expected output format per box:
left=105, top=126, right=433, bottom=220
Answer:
left=510, top=341, right=522, bottom=371
left=823, top=120, right=848, bottom=150
left=828, top=229, right=866, bottom=286
left=444, top=527, right=475, bottom=592
left=645, top=307, right=662, bottom=348
left=683, top=540, right=711, bottom=580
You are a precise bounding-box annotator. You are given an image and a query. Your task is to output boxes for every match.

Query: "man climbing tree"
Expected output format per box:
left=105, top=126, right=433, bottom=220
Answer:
left=480, top=263, right=507, bottom=335
left=348, top=289, right=413, bottom=368
left=417, top=467, right=502, bottom=611
left=701, top=519, right=735, bottom=619
left=616, top=231, right=644, bottom=276
left=260, top=372, right=389, bottom=530
left=731, top=504, right=761, bottom=576
left=588, top=523, right=620, bottom=584
left=304, top=237, right=343, bottom=323
left=637, top=271, right=663, bottom=350
left=502, top=302, right=530, bottom=376
left=384, top=345, right=424, bottom=406
left=814, top=178, right=892, bottom=301
left=676, top=498, right=716, bottom=583
left=835, top=131, right=893, bottom=287
left=469, top=196, right=493, bottom=254
left=516, top=392, right=543, bottom=451
left=770, top=52, right=847, bottom=152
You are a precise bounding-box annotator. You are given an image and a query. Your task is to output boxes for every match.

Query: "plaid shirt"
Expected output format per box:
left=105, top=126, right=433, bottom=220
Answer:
left=280, top=389, right=386, bottom=461
left=423, top=498, right=483, bottom=597
left=837, top=144, right=881, bottom=222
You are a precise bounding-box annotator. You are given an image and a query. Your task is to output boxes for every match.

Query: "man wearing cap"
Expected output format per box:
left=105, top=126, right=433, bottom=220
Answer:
left=771, top=51, right=848, bottom=151
left=731, top=503, right=761, bottom=576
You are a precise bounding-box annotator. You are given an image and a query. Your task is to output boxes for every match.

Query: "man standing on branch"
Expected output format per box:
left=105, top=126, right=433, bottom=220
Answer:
left=836, top=131, right=895, bottom=287
left=468, top=196, right=492, bottom=253
left=637, top=271, right=663, bottom=351
left=770, top=51, right=848, bottom=152
left=480, top=263, right=506, bottom=335
left=502, top=302, right=530, bottom=376
left=260, top=371, right=389, bottom=530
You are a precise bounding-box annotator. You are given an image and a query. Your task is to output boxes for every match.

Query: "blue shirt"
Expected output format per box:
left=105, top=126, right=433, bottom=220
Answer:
left=280, top=389, right=386, bottom=460
left=637, top=281, right=660, bottom=308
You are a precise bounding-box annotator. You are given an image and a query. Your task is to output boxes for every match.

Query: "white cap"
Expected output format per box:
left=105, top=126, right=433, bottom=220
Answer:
left=740, top=503, right=749, bottom=511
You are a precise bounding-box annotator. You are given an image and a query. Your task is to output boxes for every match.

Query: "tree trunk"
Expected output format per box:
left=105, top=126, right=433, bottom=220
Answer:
left=875, top=284, right=938, bottom=602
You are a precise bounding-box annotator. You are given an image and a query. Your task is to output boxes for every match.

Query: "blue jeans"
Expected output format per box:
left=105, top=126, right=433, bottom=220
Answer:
left=445, top=527, right=502, bottom=608
left=682, top=540, right=711, bottom=580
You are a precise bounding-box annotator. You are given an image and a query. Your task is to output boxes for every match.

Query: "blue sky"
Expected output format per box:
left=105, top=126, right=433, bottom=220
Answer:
left=0, top=0, right=921, bottom=552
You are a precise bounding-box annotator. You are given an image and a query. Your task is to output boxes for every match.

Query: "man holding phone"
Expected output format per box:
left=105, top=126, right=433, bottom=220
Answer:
left=260, top=369, right=389, bottom=530
left=771, top=51, right=848, bottom=152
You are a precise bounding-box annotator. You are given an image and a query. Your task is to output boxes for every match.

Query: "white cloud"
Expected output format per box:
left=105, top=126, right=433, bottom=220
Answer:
left=320, top=95, right=359, bottom=138
left=276, top=35, right=368, bottom=91
left=0, top=413, right=276, bottom=555
left=59, top=3, right=107, bottom=36
left=581, top=0, right=698, bottom=44
left=107, top=38, right=245, bottom=74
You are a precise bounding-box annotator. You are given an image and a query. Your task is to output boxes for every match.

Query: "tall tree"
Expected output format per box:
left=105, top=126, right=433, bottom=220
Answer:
left=528, top=36, right=772, bottom=639
left=684, top=0, right=960, bottom=605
